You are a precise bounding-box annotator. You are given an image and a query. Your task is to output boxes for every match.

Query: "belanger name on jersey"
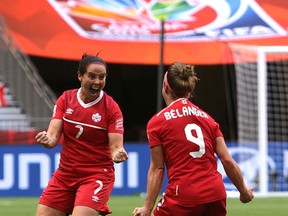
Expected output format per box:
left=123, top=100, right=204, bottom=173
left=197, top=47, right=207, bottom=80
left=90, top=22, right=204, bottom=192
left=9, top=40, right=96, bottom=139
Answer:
left=163, top=105, right=208, bottom=120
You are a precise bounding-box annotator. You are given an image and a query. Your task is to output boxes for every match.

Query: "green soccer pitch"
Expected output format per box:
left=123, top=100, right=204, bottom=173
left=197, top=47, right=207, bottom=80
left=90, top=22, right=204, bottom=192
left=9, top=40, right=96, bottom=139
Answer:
left=0, top=196, right=287, bottom=216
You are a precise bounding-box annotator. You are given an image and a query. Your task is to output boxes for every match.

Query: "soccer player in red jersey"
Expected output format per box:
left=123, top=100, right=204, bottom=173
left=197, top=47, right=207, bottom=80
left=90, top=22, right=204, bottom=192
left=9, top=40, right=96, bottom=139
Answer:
left=133, top=62, right=254, bottom=216
left=35, top=53, right=128, bottom=216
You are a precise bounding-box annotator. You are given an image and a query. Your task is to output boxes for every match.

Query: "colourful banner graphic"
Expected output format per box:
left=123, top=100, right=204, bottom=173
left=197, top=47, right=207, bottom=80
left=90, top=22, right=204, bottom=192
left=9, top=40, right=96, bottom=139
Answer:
left=0, top=0, right=287, bottom=64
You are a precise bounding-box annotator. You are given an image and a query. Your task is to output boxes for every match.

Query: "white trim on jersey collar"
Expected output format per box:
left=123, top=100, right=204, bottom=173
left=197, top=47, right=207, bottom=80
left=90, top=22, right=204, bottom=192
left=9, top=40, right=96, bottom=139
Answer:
left=156, top=98, right=188, bottom=117
left=77, top=88, right=104, bottom=108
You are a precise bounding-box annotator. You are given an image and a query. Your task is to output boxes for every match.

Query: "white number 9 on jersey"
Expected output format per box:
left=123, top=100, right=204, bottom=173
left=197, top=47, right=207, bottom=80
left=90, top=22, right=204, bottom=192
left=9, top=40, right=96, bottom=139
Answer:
left=184, top=123, right=205, bottom=158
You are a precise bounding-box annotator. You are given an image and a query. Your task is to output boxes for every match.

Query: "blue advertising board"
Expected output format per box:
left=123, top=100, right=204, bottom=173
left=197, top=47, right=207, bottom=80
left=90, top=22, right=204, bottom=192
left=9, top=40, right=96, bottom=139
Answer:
left=0, top=143, right=167, bottom=197
left=0, top=142, right=288, bottom=197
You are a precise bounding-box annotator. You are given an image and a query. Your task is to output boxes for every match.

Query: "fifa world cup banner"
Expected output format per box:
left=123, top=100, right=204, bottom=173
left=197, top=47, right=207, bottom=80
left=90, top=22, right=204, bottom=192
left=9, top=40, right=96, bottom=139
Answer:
left=0, top=0, right=288, bottom=65
left=0, top=143, right=288, bottom=197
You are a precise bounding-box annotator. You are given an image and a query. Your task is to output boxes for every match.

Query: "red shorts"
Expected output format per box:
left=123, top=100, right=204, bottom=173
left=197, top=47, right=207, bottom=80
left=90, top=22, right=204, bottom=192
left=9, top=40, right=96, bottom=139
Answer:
left=153, top=193, right=227, bottom=216
left=39, top=168, right=115, bottom=215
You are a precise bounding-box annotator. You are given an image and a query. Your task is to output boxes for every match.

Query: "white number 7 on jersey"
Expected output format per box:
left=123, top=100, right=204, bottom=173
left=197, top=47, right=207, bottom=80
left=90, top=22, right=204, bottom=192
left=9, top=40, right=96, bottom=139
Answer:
left=75, top=125, right=84, bottom=139
left=184, top=123, right=205, bottom=158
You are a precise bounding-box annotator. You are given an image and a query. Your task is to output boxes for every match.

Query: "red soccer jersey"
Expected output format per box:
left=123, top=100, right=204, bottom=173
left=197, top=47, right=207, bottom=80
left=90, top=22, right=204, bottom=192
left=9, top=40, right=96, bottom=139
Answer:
left=147, top=98, right=226, bottom=205
left=52, top=89, right=124, bottom=175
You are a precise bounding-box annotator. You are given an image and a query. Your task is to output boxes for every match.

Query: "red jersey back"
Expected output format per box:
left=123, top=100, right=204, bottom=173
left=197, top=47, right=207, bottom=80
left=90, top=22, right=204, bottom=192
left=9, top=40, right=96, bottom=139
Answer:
left=52, top=89, right=124, bottom=175
left=147, top=98, right=226, bottom=205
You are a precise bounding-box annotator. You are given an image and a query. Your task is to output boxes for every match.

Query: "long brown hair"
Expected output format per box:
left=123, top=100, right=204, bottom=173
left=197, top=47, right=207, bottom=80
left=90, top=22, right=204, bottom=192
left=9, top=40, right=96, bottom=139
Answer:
left=166, top=62, right=198, bottom=99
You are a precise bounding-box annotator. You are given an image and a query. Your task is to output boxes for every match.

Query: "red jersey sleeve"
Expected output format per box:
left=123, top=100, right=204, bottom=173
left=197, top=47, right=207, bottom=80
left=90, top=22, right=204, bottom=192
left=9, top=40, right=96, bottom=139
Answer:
left=51, top=92, right=66, bottom=120
left=106, top=95, right=124, bottom=134
left=214, top=121, right=223, bottom=138
left=147, top=114, right=162, bottom=148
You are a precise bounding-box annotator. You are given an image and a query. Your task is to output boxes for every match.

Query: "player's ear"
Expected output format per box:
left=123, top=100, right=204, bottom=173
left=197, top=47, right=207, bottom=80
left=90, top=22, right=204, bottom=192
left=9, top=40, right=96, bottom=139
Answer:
left=77, top=71, right=82, bottom=82
left=164, top=82, right=172, bottom=95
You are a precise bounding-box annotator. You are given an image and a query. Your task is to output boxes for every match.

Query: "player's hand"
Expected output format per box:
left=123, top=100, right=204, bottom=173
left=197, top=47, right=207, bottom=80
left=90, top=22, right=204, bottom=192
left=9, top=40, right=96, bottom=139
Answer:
left=113, top=149, right=128, bottom=163
left=35, top=131, right=51, bottom=148
left=240, top=187, right=254, bottom=203
left=133, top=207, right=151, bottom=216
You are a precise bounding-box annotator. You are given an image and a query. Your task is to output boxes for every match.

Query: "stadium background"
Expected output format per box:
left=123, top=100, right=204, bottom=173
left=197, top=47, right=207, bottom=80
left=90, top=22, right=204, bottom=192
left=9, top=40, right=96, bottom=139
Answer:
left=1, top=0, right=288, bottom=197
left=29, top=56, right=234, bottom=142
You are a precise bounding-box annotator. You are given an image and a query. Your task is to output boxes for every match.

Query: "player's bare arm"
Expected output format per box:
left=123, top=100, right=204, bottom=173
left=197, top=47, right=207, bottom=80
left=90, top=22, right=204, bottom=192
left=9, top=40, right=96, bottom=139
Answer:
left=215, top=136, right=254, bottom=203
left=133, top=145, right=165, bottom=216
left=108, top=133, right=128, bottom=163
left=35, top=119, right=63, bottom=148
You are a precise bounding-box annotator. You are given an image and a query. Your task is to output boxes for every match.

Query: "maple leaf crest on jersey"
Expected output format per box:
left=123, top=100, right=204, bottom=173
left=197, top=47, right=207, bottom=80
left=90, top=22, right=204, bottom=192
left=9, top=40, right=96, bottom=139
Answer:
left=92, top=113, right=102, bottom=122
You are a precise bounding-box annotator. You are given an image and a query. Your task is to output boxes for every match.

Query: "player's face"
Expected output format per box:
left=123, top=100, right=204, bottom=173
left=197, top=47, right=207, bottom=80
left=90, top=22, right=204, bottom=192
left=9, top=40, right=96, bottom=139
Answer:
left=78, top=63, right=107, bottom=103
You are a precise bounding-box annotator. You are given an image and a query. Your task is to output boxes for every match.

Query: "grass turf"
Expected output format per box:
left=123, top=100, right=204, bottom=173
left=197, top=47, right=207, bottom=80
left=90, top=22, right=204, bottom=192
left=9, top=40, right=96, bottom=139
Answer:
left=0, top=196, right=287, bottom=215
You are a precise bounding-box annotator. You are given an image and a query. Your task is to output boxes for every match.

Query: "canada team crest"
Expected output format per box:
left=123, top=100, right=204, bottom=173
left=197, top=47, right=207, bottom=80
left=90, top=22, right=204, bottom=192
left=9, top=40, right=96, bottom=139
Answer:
left=48, top=0, right=286, bottom=41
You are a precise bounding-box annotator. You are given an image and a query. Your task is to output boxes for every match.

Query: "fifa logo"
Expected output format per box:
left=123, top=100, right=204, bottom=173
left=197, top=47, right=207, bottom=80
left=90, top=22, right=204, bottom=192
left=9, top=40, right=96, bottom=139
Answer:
left=48, top=0, right=285, bottom=41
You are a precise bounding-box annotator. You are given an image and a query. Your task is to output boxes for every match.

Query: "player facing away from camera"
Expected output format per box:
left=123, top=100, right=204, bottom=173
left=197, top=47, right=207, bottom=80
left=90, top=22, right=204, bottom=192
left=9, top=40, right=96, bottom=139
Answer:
left=133, top=62, right=254, bottom=216
left=35, top=53, right=128, bottom=216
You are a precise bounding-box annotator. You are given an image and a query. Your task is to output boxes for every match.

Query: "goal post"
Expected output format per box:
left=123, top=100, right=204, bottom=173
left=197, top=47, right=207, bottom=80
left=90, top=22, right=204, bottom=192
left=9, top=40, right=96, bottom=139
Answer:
left=229, top=44, right=288, bottom=196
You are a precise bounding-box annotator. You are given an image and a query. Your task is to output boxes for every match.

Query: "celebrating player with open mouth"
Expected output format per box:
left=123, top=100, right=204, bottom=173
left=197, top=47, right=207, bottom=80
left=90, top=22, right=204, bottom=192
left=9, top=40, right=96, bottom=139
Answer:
left=35, top=53, right=128, bottom=216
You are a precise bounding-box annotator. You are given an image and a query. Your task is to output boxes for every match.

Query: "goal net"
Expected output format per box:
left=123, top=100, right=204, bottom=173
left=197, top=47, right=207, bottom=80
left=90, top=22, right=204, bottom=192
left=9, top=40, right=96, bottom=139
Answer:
left=229, top=44, right=288, bottom=196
